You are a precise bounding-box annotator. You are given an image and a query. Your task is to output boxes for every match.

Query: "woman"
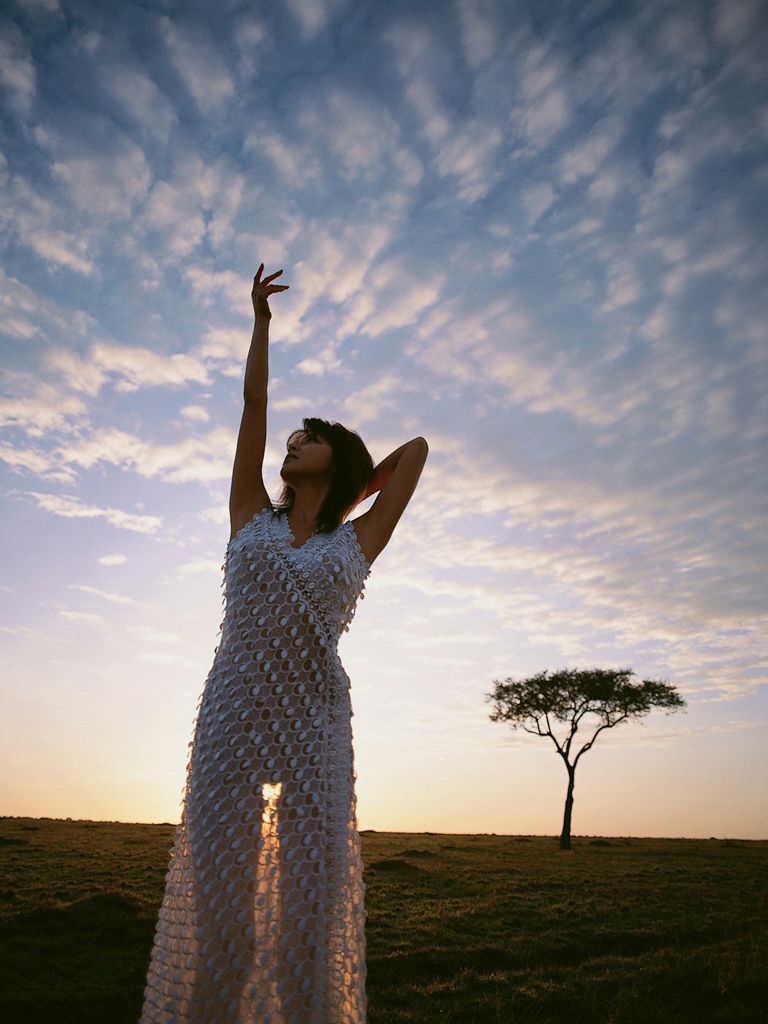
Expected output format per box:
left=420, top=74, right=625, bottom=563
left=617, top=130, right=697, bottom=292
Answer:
left=139, top=265, right=428, bottom=1024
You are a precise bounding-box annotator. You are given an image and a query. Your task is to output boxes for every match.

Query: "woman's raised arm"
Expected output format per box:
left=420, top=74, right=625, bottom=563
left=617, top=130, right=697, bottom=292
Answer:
left=351, top=436, right=428, bottom=566
left=228, top=265, right=289, bottom=541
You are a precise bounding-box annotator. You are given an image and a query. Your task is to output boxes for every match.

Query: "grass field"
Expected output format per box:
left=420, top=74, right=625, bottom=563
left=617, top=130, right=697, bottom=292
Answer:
left=0, top=817, right=766, bottom=1023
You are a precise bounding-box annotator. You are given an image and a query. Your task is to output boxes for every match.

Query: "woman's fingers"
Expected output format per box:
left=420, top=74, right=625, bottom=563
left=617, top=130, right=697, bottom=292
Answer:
left=252, top=265, right=289, bottom=296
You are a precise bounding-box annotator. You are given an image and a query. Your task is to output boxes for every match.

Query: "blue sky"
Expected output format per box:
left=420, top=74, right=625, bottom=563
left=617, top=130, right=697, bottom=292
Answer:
left=1, top=0, right=767, bottom=838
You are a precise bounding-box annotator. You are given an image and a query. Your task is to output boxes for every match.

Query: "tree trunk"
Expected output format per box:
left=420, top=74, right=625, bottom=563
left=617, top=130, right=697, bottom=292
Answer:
left=559, top=766, right=575, bottom=850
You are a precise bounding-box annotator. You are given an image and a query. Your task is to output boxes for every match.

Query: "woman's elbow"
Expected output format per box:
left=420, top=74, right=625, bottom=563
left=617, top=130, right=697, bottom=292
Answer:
left=409, top=436, right=429, bottom=465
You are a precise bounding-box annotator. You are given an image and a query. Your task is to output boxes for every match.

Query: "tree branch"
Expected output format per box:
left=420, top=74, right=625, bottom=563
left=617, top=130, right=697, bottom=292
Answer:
left=573, top=714, right=629, bottom=767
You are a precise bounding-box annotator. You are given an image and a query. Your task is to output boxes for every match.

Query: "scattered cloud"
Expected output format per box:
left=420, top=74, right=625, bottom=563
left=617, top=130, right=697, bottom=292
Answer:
left=0, top=0, right=766, bottom=833
left=285, top=0, right=347, bottom=39
left=98, top=553, right=128, bottom=566
left=179, top=405, right=210, bottom=423
left=159, top=16, right=235, bottom=115
left=22, top=491, right=163, bottom=534
left=0, top=25, right=36, bottom=115
left=58, top=609, right=107, bottom=625
left=68, top=584, right=135, bottom=605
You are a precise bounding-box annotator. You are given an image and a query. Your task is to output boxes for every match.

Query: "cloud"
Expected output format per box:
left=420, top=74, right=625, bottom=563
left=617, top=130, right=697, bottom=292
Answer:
left=68, top=584, right=135, bottom=606
left=141, top=180, right=207, bottom=259
left=434, top=119, right=503, bottom=203
left=455, top=0, right=499, bottom=69
left=599, top=260, right=641, bottom=312
left=101, top=65, right=177, bottom=141
left=357, top=257, right=445, bottom=338
left=659, top=11, right=710, bottom=68
left=16, top=0, right=59, bottom=10
left=0, top=268, right=41, bottom=329
left=26, top=231, right=95, bottom=275
left=47, top=131, right=152, bottom=221
left=98, top=553, right=127, bottom=566
left=0, top=383, right=89, bottom=443
left=341, top=374, right=403, bottom=428
left=59, top=609, right=107, bottom=625
left=399, top=68, right=452, bottom=146
left=159, top=17, right=235, bottom=115
left=414, top=295, right=630, bottom=428
left=179, top=405, right=210, bottom=423
left=23, top=491, right=163, bottom=534
left=386, top=22, right=502, bottom=202
left=296, top=356, right=335, bottom=376
left=0, top=440, right=66, bottom=477
left=225, top=198, right=411, bottom=348
left=127, top=625, right=182, bottom=644
left=270, top=395, right=307, bottom=412
left=285, top=0, right=348, bottom=39
left=138, top=650, right=200, bottom=668
left=28, top=425, right=235, bottom=485
left=44, top=348, right=108, bottom=397
left=713, top=0, right=763, bottom=47
left=296, top=86, right=423, bottom=189
left=82, top=342, right=209, bottom=394
left=135, top=155, right=245, bottom=260
left=176, top=557, right=224, bottom=578
left=559, top=116, right=624, bottom=185
left=0, top=24, right=36, bottom=115
left=402, top=428, right=767, bottom=687
left=245, top=127, right=323, bottom=189
left=511, top=42, right=570, bottom=151
left=521, top=182, right=556, bottom=226
left=0, top=403, right=240, bottom=491
left=1, top=173, right=96, bottom=275
left=183, top=267, right=248, bottom=314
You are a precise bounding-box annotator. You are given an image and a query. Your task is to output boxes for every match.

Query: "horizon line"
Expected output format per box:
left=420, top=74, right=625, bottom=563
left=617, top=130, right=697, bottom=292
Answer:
left=2, top=814, right=766, bottom=843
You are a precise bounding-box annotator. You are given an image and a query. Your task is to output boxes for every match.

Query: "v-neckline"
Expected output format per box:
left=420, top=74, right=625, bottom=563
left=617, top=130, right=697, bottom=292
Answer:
left=282, top=513, right=318, bottom=552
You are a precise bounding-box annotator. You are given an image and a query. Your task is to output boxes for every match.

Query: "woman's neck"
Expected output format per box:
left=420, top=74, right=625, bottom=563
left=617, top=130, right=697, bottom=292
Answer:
left=287, top=482, right=330, bottom=536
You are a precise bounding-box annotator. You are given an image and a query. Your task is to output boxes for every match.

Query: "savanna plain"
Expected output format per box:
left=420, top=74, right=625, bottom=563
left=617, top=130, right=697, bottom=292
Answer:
left=0, top=817, right=766, bottom=1023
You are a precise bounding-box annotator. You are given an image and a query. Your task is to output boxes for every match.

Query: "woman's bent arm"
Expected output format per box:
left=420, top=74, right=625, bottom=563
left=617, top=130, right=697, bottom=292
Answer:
left=352, top=436, right=428, bottom=566
left=361, top=439, right=424, bottom=501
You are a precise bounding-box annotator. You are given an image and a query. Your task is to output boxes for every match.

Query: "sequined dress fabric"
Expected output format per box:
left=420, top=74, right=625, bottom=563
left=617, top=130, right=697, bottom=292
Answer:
left=139, top=507, right=369, bottom=1023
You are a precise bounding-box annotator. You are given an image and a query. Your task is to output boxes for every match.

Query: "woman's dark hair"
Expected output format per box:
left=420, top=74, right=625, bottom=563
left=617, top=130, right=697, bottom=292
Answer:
left=275, top=417, right=375, bottom=532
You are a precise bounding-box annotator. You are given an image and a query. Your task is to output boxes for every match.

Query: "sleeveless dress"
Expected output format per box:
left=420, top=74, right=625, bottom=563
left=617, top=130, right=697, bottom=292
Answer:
left=139, top=506, right=369, bottom=1024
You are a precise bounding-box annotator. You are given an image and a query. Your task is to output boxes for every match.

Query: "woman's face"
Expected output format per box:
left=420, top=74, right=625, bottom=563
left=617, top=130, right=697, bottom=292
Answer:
left=280, top=429, right=334, bottom=482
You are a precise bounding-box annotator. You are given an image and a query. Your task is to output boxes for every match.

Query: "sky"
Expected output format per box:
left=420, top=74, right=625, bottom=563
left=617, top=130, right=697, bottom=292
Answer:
left=1, top=0, right=767, bottom=840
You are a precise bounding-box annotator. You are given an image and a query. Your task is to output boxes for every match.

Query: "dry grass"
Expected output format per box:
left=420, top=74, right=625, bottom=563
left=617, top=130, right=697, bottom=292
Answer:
left=1, top=818, right=766, bottom=1022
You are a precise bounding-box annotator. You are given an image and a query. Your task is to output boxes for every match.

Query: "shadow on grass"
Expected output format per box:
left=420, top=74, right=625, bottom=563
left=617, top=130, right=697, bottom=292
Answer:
left=367, top=931, right=766, bottom=1024
left=0, top=892, right=154, bottom=1024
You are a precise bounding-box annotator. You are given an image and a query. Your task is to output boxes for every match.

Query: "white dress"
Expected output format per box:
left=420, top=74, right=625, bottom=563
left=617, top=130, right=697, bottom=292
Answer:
left=139, top=507, right=369, bottom=1023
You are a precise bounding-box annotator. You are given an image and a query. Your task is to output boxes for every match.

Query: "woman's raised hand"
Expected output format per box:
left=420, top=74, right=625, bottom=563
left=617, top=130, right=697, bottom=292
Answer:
left=252, top=264, right=289, bottom=319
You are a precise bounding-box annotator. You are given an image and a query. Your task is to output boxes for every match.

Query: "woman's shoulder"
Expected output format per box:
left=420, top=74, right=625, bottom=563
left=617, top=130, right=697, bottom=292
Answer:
left=228, top=503, right=276, bottom=546
left=340, top=518, right=371, bottom=574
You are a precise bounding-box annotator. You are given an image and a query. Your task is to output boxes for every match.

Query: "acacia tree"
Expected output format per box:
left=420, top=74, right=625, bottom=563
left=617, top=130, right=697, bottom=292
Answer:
left=486, top=667, right=685, bottom=849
